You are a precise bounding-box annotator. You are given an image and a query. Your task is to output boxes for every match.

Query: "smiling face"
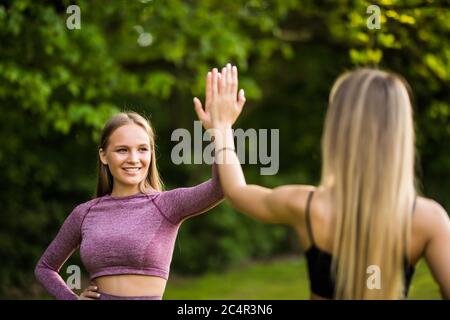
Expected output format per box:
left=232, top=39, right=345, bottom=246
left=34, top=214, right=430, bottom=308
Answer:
left=99, top=124, right=152, bottom=196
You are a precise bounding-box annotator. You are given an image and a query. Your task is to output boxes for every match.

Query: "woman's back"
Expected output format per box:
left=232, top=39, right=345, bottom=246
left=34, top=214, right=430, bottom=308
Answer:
left=288, top=186, right=450, bottom=299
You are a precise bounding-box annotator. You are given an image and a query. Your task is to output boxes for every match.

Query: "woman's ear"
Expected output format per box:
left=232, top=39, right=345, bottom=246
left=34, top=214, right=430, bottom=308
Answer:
left=99, top=148, right=108, bottom=165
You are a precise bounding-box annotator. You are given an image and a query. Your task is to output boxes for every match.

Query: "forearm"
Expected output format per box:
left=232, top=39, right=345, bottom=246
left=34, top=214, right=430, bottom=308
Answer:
left=212, top=126, right=284, bottom=223
left=33, top=209, right=85, bottom=300
left=213, top=125, right=247, bottom=199
left=154, top=162, right=224, bottom=224
left=189, top=162, right=225, bottom=215
left=199, top=65, right=298, bottom=225
left=35, top=260, right=79, bottom=300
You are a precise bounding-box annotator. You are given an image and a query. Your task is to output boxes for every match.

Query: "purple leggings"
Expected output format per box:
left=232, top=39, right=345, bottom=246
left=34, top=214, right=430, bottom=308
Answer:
left=98, top=291, right=162, bottom=300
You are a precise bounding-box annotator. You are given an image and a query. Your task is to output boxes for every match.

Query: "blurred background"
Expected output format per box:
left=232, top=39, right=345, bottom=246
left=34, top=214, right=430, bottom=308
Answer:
left=0, top=0, right=448, bottom=299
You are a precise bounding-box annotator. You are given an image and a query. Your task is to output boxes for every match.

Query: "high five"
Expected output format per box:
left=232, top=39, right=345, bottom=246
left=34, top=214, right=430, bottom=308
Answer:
left=194, top=64, right=450, bottom=299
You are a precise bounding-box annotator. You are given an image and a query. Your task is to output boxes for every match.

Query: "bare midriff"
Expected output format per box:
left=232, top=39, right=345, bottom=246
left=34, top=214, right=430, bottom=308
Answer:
left=94, top=274, right=167, bottom=297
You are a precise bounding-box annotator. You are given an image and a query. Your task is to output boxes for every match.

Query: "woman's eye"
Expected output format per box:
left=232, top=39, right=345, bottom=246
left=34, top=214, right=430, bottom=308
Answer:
left=117, top=149, right=127, bottom=153
left=140, top=148, right=148, bottom=152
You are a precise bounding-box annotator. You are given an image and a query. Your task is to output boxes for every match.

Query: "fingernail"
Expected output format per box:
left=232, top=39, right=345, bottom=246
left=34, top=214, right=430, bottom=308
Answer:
left=94, top=286, right=98, bottom=290
left=97, top=293, right=101, bottom=297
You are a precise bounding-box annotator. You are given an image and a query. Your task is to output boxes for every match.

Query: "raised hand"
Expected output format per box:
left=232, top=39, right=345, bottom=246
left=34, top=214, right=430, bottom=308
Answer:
left=212, top=64, right=246, bottom=128
left=193, top=70, right=214, bottom=130
left=194, top=64, right=246, bottom=130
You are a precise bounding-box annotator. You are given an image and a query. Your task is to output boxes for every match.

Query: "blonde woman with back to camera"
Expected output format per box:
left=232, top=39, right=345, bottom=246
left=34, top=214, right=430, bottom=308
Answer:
left=193, top=64, right=450, bottom=299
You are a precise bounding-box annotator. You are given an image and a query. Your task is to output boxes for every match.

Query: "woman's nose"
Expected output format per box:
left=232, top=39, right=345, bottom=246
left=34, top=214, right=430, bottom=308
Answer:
left=127, top=151, right=140, bottom=163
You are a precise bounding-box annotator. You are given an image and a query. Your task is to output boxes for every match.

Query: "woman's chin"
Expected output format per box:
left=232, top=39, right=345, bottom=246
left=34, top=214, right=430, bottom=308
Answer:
left=118, top=176, right=145, bottom=186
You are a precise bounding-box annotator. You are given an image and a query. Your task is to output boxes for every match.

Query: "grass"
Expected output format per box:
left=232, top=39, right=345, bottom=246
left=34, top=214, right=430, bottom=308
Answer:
left=164, top=256, right=441, bottom=300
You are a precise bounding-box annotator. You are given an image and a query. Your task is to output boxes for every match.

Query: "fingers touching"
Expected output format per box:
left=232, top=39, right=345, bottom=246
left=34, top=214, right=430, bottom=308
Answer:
left=205, top=71, right=212, bottom=111
left=212, top=63, right=244, bottom=100
left=231, top=65, right=238, bottom=96
left=193, top=64, right=246, bottom=128
left=238, top=88, right=246, bottom=110
left=193, top=97, right=206, bottom=122
left=212, top=68, right=218, bottom=97
left=220, top=66, right=227, bottom=94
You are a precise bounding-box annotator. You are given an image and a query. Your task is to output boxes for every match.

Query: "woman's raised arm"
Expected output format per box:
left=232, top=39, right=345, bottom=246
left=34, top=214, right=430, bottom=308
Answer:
left=194, top=64, right=311, bottom=226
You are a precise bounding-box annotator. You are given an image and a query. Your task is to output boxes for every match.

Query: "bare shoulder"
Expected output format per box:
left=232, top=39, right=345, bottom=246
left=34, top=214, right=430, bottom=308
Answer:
left=277, top=184, right=316, bottom=218
left=414, top=197, right=450, bottom=239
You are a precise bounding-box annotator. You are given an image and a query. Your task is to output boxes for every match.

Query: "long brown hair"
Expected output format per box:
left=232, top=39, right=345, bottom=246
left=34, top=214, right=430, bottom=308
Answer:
left=96, top=112, right=163, bottom=197
left=321, top=68, right=416, bottom=299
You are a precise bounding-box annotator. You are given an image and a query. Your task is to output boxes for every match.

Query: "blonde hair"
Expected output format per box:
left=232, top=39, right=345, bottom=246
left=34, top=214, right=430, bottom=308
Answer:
left=321, top=68, right=416, bottom=299
left=96, top=112, right=163, bottom=197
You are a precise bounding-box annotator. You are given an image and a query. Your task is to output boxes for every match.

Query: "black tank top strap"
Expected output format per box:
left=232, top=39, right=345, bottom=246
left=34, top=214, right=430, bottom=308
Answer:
left=305, top=190, right=316, bottom=247
left=403, top=196, right=418, bottom=266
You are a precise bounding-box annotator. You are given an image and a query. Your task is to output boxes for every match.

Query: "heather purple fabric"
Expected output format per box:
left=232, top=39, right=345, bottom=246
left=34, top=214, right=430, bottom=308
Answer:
left=97, top=292, right=162, bottom=300
left=35, top=165, right=223, bottom=300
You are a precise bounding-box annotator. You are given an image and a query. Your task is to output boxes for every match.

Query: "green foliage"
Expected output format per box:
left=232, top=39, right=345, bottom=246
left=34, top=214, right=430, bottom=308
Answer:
left=0, top=0, right=448, bottom=297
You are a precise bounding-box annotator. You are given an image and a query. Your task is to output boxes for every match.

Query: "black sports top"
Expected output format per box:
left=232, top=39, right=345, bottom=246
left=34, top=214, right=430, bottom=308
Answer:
left=304, top=190, right=416, bottom=299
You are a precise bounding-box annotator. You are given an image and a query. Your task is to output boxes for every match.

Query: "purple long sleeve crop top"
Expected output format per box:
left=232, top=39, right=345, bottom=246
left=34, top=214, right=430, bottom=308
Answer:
left=34, top=165, right=223, bottom=300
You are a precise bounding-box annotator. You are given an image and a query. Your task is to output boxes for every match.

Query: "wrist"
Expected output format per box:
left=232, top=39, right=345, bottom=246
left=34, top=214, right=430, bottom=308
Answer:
left=212, top=121, right=233, bottom=130
left=211, top=127, right=232, bottom=146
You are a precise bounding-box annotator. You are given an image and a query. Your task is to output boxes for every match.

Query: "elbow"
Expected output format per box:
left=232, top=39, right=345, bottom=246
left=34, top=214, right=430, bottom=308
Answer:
left=223, top=190, right=247, bottom=214
left=223, top=188, right=240, bottom=206
left=34, top=257, right=49, bottom=284
left=34, top=260, right=43, bottom=283
left=223, top=183, right=248, bottom=201
left=223, top=184, right=250, bottom=207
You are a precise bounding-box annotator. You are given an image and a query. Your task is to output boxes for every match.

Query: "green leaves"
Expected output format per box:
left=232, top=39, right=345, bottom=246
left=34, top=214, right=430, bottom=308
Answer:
left=350, top=48, right=383, bottom=64
left=144, top=71, right=176, bottom=99
left=1, top=0, right=449, bottom=297
left=425, top=53, right=450, bottom=81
